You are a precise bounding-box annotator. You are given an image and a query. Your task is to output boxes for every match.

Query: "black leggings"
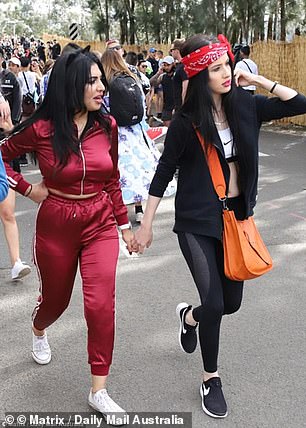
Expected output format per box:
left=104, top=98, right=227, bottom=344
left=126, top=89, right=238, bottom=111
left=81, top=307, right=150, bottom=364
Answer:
left=177, top=232, right=244, bottom=373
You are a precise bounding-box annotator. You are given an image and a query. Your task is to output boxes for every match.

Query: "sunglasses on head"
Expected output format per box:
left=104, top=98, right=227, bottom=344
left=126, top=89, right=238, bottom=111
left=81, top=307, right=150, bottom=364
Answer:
left=110, top=45, right=121, bottom=51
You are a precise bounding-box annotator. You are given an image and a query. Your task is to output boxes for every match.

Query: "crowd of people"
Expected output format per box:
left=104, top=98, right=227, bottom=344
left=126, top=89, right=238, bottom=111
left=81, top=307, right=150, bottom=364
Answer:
left=1, top=32, right=305, bottom=425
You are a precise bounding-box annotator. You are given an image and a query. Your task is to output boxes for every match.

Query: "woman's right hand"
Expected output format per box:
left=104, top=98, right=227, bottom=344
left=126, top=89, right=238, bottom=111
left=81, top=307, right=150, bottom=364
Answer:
left=135, top=223, right=153, bottom=254
left=28, top=181, right=49, bottom=203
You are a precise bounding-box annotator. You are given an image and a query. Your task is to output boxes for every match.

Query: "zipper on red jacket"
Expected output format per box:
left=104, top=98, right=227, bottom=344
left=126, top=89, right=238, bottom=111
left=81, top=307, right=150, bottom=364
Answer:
left=79, top=141, right=86, bottom=195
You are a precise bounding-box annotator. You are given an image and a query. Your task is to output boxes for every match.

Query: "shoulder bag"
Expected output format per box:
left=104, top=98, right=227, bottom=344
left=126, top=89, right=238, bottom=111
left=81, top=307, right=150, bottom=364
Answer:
left=196, top=130, right=273, bottom=281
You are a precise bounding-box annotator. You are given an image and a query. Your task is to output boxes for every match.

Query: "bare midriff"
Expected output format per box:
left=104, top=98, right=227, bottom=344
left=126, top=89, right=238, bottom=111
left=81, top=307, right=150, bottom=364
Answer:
left=227, top=161, right=241, bottom=198
left=48, top=188, right=99, bottom=200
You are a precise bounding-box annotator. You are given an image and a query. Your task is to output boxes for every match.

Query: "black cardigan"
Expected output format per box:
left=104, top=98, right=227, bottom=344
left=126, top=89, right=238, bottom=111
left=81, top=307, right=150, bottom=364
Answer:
left=149, top=88, right=306, bottom=239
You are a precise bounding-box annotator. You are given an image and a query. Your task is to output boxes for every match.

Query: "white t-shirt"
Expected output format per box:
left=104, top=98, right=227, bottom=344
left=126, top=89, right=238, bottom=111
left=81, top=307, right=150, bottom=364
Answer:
left=234, top=59, right=258, bottom=91
left=18, top=70, right=36, bottom=95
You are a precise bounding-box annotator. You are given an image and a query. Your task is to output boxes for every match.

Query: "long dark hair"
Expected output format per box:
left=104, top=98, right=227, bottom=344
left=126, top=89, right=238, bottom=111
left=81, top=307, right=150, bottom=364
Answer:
left=180, top=34, right=238, bottom=150
left=11, top=48, right=111, bottom=166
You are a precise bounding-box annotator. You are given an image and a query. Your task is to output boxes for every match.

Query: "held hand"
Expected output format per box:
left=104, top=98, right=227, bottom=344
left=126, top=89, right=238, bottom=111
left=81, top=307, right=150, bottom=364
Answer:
left=121, top=229, right=139, bottom=254
left=135, top=224, right=153, bottom=254
left=234, top=69, right=257, bottom=88
left=28, top=181, right=49, bottom=203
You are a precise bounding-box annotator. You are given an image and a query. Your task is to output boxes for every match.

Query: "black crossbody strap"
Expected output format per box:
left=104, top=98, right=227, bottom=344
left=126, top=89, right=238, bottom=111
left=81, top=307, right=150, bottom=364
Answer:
left=22, top=72, right=31, bottom=92
left=242, top=60, right=253, bottom=74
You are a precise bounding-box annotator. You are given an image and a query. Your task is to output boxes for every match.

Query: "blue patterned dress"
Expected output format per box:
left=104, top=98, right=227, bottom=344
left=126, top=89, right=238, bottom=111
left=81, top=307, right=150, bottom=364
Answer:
left=104, top=94, right=176, bottom=205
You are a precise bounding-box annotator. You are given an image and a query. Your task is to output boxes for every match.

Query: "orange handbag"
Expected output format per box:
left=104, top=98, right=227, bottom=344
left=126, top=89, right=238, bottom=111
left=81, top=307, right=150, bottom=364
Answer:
left=196, top=130, right=273, bottom=281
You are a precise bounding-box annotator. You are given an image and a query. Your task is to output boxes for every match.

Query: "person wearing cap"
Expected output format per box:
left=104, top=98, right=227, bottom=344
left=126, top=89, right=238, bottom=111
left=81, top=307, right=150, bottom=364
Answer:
left=1, top=59, right=22, bottom=125
left=150, top=55, right=175, bottom=127
left=0, top=58, right=31, bottom=281
left=234, top=45, right=258, bottom=94
left=170, top=39, right=189, bottom=110
left=8, top=56, right=21, bottom=75
left=147, top=48, right=159, bottom=75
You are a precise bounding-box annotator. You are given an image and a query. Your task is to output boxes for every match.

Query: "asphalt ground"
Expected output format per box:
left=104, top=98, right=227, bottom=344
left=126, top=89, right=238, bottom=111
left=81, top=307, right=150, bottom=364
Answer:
left=0, top=128, right=305, bottom=428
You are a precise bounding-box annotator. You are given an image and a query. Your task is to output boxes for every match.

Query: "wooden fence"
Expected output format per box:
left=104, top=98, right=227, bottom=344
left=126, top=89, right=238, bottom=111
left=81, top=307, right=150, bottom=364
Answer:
left=252, top=37, right=306, bottom=126
left=43, top=34, right=306, bottom=126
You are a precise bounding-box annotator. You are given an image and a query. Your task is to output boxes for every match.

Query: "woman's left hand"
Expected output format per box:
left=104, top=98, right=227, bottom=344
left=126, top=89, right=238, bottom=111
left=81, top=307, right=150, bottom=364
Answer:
left=234, top=69, right=258, bottom=88
left=121, top=229, right=139, bottom=254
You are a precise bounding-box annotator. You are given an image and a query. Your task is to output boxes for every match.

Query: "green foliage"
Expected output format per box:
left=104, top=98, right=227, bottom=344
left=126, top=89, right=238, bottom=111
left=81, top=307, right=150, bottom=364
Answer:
left=0, top=0, right=305, bottom=43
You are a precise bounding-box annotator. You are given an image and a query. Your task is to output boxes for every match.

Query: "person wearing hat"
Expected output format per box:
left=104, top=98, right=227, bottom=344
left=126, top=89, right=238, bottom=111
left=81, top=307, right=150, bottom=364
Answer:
left=234, top=45, right=258, bottom=94
left=147, top=48, right=159, bottom=75
left=8, top=57, right=21, bottom=75
left=170, top=39, right=189, bottom=110
left=150, top=55, right=176, bottom=127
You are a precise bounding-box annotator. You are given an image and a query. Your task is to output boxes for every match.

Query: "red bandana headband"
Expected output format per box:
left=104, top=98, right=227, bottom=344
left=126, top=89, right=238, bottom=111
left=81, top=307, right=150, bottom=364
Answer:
left=181, top=34, right=234, bottom=79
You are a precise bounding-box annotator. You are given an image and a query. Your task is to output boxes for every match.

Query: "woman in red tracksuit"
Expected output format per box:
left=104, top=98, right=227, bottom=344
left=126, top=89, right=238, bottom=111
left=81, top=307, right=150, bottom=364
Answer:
left=0, top=48, right=135, bottom=422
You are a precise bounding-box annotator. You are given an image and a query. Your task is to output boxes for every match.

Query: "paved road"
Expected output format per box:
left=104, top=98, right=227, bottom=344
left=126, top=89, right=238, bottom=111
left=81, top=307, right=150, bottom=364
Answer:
left=0, top=130, right=305, bottom=428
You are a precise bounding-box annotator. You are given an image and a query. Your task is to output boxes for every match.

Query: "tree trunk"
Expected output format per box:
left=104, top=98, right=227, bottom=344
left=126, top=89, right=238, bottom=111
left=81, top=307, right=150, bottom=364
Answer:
left=267, top=14, right=273, bottom=40
left=105, top=0, right=109, bottom=41
left=140, top=0, right=149, bottom=44
left=280, top=0, right=286, bottom=41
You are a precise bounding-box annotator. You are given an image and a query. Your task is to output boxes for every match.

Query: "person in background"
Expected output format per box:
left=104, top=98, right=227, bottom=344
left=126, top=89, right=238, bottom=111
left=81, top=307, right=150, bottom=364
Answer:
left=106, top=39, right=124, bottom=57
left=137, top=60, right=151, bottom=96
left=51, top=39, right=61, bottom=60
left=135, top=33, right=306, bottom=420
left=146, top=48, right=162, bottom=124
left=170, top=39, right=189, bottom=110
left=39, top=59, right=54, bottom=100
left=150, top=55, right=175, bottom=127
left=30, top=57, right=43, bottom=102
left=234, top=45, right=258, bottom=94
left=0, top=65, right=30, bottom=280
left=8, top=57, right=21, bottom=83
left=101, top=49, right=176, bottom=223
left=0, top=48, right=136, bottom=422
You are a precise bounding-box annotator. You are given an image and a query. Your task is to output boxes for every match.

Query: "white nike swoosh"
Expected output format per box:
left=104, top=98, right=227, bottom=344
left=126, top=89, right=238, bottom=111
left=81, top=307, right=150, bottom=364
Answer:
left=182, top=308, right=187, bottom=334
left=203, top=385, right=210, bottom=396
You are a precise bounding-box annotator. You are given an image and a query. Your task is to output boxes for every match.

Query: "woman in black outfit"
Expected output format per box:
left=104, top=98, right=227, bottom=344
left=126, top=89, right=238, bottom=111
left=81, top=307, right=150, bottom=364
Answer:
left=135, top=33, right=306, bottom=419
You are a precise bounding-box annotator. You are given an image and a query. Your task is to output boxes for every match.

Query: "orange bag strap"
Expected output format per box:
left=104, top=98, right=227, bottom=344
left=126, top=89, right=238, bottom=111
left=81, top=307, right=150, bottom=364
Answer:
left=195, top=129, right=227, bottom=202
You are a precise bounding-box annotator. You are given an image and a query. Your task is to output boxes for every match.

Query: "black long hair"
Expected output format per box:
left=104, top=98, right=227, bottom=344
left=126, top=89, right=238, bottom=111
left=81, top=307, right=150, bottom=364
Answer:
left=11, top=48, right=111, bottom=166
left=180, top=34, right=239, bottom=151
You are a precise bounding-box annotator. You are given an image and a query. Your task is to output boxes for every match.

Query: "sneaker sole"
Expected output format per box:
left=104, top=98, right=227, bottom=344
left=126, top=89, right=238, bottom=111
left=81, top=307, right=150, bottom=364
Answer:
left=199, top=384, right=228, bottom=419
left=12, top=266, right=31, bottom=280
left=31, top=351, right=51, bottom=365
left=88, top=400, right=126, bottom=426
left=176, top=302, right=189, bottom=353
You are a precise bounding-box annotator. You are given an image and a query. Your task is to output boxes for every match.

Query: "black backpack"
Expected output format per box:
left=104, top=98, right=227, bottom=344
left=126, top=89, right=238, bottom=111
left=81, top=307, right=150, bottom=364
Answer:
left=109, top=73, right=144, bottom=127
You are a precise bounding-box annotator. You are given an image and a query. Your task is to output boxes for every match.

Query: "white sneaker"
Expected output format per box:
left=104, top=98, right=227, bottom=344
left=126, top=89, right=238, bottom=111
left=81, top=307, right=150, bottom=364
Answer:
left=32, top=332, right=51, bottom=365
left=135, top=212, right=144, bottom=223
left=88, top=388, right=127, bottom=426
left=11, top=259, right=31, bottom=280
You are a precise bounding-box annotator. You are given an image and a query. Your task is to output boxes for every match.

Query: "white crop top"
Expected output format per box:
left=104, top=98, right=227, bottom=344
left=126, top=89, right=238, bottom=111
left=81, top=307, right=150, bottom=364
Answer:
left=217, top=127, right=236, bottom=159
